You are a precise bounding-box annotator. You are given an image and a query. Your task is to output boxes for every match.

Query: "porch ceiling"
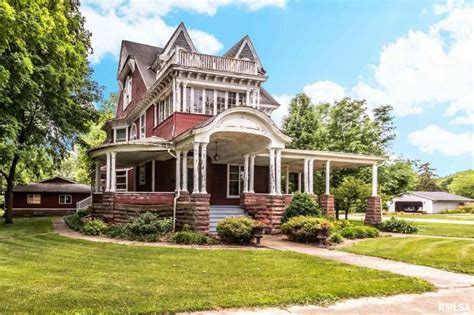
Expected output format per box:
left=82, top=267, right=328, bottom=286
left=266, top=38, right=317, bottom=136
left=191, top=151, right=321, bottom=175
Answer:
left=95, top=150, right=173, bottom=167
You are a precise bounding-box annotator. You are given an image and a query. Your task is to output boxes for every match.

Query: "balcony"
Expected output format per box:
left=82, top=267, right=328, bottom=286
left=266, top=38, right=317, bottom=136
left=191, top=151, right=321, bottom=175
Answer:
left=176, top=50, right=258, bottom=76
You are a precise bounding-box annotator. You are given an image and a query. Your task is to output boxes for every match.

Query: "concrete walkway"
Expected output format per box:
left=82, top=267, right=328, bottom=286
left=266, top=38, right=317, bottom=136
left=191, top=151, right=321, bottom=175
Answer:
left=262, top=236, right=474, bottom=289
left=348, top=214, right=474, bottom=225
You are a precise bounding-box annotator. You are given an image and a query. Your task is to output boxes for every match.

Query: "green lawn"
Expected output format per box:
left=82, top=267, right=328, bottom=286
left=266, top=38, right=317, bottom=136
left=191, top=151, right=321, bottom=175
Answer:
left=341, top=237, right=474, bottom=274
left=0, top=218, right=432, bottom=313
left=415, top=222, right=474, bottom=238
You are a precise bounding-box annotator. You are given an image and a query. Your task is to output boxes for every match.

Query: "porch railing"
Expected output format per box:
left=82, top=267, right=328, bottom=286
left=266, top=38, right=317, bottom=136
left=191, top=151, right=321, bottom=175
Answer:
left=176, top=50, right=258, bottom=75
left=76, top=195, right=92, bottom=211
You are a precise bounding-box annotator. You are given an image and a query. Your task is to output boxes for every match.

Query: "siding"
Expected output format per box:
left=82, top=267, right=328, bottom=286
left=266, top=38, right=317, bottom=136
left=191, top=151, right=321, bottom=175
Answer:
left=13, top=192, right=90, bottom=209
left=116, top=68, right=147, bottom=119
left=153, top=112, right=212, bottom=140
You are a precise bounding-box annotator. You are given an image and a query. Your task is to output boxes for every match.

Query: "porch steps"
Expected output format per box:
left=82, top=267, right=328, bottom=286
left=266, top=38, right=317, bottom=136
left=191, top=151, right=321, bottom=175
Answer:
left=209, top=205, right=247, bottom=233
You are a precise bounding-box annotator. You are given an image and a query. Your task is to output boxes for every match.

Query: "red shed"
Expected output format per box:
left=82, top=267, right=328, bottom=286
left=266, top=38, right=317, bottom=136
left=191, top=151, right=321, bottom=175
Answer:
left=12, top=176, right=91, bottom=217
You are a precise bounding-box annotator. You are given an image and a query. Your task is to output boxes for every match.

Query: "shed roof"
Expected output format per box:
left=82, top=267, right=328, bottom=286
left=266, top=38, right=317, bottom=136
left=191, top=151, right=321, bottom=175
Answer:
left=13, top=176, right=90, bottom=194
left=410, top=191, right=472, bottom=202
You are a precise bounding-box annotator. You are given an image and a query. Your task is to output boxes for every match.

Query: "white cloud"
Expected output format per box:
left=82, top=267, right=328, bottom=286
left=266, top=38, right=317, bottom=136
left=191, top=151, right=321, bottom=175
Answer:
left=81, top=0, right=285, bottom=63
left=271, top=94, right=292, bottom=127
left=303, top=81, right=345, bottom=104
left=408, top=124, right=474, bottom=156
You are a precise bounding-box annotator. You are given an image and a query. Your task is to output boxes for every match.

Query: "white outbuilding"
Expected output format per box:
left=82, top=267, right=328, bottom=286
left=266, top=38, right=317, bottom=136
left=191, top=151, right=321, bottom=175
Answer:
left=388, top=191, right=472, bottom=214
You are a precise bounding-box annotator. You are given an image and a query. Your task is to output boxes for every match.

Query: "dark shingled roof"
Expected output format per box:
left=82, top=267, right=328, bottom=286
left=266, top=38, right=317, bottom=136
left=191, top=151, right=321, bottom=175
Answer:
left=223, top=36, right=247, bottom=58
left=13, top=176, right=91, bottom=193
left=411, top=191, right=473, bottom=202
left=122, top=40, right=163, bottom=88
left=260, top=87, right=280, bottom=106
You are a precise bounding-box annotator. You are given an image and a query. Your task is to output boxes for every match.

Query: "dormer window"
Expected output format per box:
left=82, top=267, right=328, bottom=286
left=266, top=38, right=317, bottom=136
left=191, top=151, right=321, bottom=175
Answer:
left=123, top=76, right=132, bottom=109
left=115, top=127, right=127, bottom=143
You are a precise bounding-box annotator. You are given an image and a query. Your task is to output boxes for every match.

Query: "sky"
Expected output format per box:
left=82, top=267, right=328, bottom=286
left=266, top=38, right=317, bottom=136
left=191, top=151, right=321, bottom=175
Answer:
left=82, top=0, right=474, bottom=176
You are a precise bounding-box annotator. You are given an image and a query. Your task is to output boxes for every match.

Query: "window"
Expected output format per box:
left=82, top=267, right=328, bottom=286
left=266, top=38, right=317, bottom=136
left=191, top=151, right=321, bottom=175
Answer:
left=116, top=170, right=127, bottom=191
left=205, top=89, right=214, bottom=115
left=139, top=165, right=146, bottom=185
left=216, top=90, right=225, bottom=113
left=139, top=113, right=145, bottom=139
left=228, top=92, right=236, bottom=108
left=115, top=128, right=127, bottom=143
left=123, top=76, right=132, bottom=108
left=27, top=194, right=41, bottom=205
left=193, top=88, right=203, bottom=113
left=185, top=87, right=191, bottom=112
left=59, top=195, right=72, bottom=205
left=238, top=92, right=246, bottom=106
left=227, top=165, right=244, bottom=198
left=130, top=123, right=137, bottom=140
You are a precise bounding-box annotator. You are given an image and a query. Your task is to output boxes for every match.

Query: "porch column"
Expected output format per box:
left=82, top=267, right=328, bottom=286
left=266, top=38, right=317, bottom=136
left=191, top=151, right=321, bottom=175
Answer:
left=200, top=143, right=207, bottom=193
left=275, top=149, right=282, bottom=195
left=105, top=153, right=110, bottom=191
left=175, top=150, right=181, bottom=192
left=172, top=78, right=177, bottom=112
left=372, top=163, right=378, bottom=196
left=269, top=148, right=276, bottom=195
left=110, top=152, right=116, bottom=192
left=94, top=160, right=100, bottom=192
left=285, top=165, right=290, bottom=194
left=297, top=172, right=302, bottom=192
left=249, top=154, right=255, bottom=193
left=182, top=83, right=187, bottom=112
left=182, top=150, right=189, bottom=192
left=303, top=158, right=309, bottom=193
left=193, top=143, right=199, bottom=193
left=176, top=82, right=181, bottom=112
left=152, top=160, right=155, bottom=192
left=325, top=160, right=331, bottom=195
left=308, top=159, right=314, bottom=194
left=246, top=89, right=250, bottom=106
left=243, top=154, right=249, bottom=193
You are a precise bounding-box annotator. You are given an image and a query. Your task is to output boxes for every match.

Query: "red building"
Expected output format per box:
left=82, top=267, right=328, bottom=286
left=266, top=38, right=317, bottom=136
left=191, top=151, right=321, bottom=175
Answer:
left=12, top=177, right=91, bottom=217
left=88, top=23, right=385, bottom=233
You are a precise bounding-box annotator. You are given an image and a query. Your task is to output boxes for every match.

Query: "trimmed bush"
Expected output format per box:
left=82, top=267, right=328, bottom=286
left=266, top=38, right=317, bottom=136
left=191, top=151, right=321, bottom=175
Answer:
left=83, top=219, right=107, bottom=236
left=440, top=205, right=474, bottom=214
left=379, top=217, right=418, bottom=234
left=281, top=216, right=333, bottom=243
left=64, top=213, right=83, bottom=232
left=125, top=212, right=173, bottom=237
left=216, top=217, right=257, bottom=244
left=282, top=192, right=320, bottom=223
left=171, top=231, right=218, bottom=245
left=328, top=232, right=343, bottom=244
left=339, top=225, right=379, bottom=239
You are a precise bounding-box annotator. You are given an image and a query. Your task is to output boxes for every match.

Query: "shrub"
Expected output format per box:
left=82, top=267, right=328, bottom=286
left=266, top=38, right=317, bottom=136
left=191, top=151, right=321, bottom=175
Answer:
left=339, top=225, right=379, bottom=239
left=126, top=212, right=173, bottom=236
left=281, top=216, right=333, bottom=243
left=171, top=231, right=218, bottom=245
left=328, top=232, right=343, bottom=244
left=440, top=204, right=474, bottom=214
left=332, top=219, right=353, bottom=231
left=83, top=219, right=107, bottom=236
left=104, top=224, right=127, bottom=239
left=77, top=207, right=92, bottom=218
left=282, top=192, right=320, bottom=223
left=379, top=217, right=418, bottom=234
left=64, top=213, right=83, bottom=232
left=216, top=217, right=257, bottom=244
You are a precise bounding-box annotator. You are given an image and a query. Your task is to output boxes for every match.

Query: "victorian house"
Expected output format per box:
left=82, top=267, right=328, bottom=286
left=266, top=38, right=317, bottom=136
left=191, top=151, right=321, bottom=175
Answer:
left=89, top=23, right=384, bottom=233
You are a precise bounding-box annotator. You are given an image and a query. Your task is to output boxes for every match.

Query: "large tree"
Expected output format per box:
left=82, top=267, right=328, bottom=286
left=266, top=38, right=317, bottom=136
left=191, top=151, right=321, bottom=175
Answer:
left=447, top=170, right=474, bottom=198
left=414, top=162, right=441, bottom=191
left=0, top=0, right=100, bottom=223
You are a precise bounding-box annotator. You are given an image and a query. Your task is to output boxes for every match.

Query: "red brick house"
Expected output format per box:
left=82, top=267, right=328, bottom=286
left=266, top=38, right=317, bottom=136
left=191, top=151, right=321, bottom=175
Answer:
left=89, top=23, right=385, bottom=233
left=12, top=176, right=91, bottom=217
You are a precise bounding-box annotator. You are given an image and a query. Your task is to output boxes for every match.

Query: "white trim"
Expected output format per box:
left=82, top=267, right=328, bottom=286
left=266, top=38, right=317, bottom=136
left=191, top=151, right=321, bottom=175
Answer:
left=59, top=194, right=72, bottom=205
left=130, top=123, right=138, bottom=141
left=139, top=112, right=146, bottom=139
left=114, top=126, right=128, bottom=143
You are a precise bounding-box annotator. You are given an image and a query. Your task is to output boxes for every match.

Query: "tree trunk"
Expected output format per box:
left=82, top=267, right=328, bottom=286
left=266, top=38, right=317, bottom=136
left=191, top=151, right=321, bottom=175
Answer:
left=4, top=154, right=19, bottom=224
left=335, top=208, right=339, bottom=220
left=344, top=209, right=349, bottom=220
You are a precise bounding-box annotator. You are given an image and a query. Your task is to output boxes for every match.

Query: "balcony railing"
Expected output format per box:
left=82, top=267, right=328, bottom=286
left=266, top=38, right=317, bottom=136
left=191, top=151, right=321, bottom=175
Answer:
left=176, top=50, right=258, bottom=75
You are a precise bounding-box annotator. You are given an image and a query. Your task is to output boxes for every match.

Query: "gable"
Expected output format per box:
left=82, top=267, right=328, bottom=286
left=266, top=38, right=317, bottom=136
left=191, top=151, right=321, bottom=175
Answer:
left=170, top=31, right=193, bottom=53
left=238, top=43, right=254, bottom=60
left=38, top=177, right=76, bottom=184
left=161, top=23, right=196, bottom=57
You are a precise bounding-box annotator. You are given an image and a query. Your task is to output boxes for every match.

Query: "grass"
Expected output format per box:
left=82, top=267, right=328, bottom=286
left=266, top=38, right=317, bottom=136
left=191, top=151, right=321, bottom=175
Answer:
left=0, top=217, right=52, bottom=239
left=340, top=237, right=474, bottom=275
left=0, top=218, right=432, bottom=313
left=415, top=222, right=474, bottom=238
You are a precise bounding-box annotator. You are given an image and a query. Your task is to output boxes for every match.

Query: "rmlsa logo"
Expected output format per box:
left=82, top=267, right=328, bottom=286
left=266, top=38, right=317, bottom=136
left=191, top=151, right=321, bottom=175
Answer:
left=438, top=303, right=471, bottom=313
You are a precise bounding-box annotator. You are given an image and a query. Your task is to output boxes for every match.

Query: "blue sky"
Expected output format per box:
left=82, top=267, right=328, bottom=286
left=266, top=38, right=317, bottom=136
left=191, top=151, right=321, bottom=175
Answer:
left=82, top=0, right=473, bottom=176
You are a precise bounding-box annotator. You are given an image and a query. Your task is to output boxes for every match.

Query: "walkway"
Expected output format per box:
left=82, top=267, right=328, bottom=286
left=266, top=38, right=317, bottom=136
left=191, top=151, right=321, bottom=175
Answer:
left=262, top=236, right=473, bottom=289
left=348, top=214, right=474, bottom=225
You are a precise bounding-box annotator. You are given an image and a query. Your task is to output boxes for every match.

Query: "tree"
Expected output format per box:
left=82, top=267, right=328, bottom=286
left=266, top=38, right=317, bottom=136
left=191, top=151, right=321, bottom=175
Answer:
left=0, top=1, right=100, bottom=223
left=447, top=170, right=474, bottom=198
left=333, top=176, right=371, bottom=220
left=414, top=162, right=441, bottom=191
left=59, top=93, right=116, bottom=183
left=378, top=160, right=418, bottom=208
